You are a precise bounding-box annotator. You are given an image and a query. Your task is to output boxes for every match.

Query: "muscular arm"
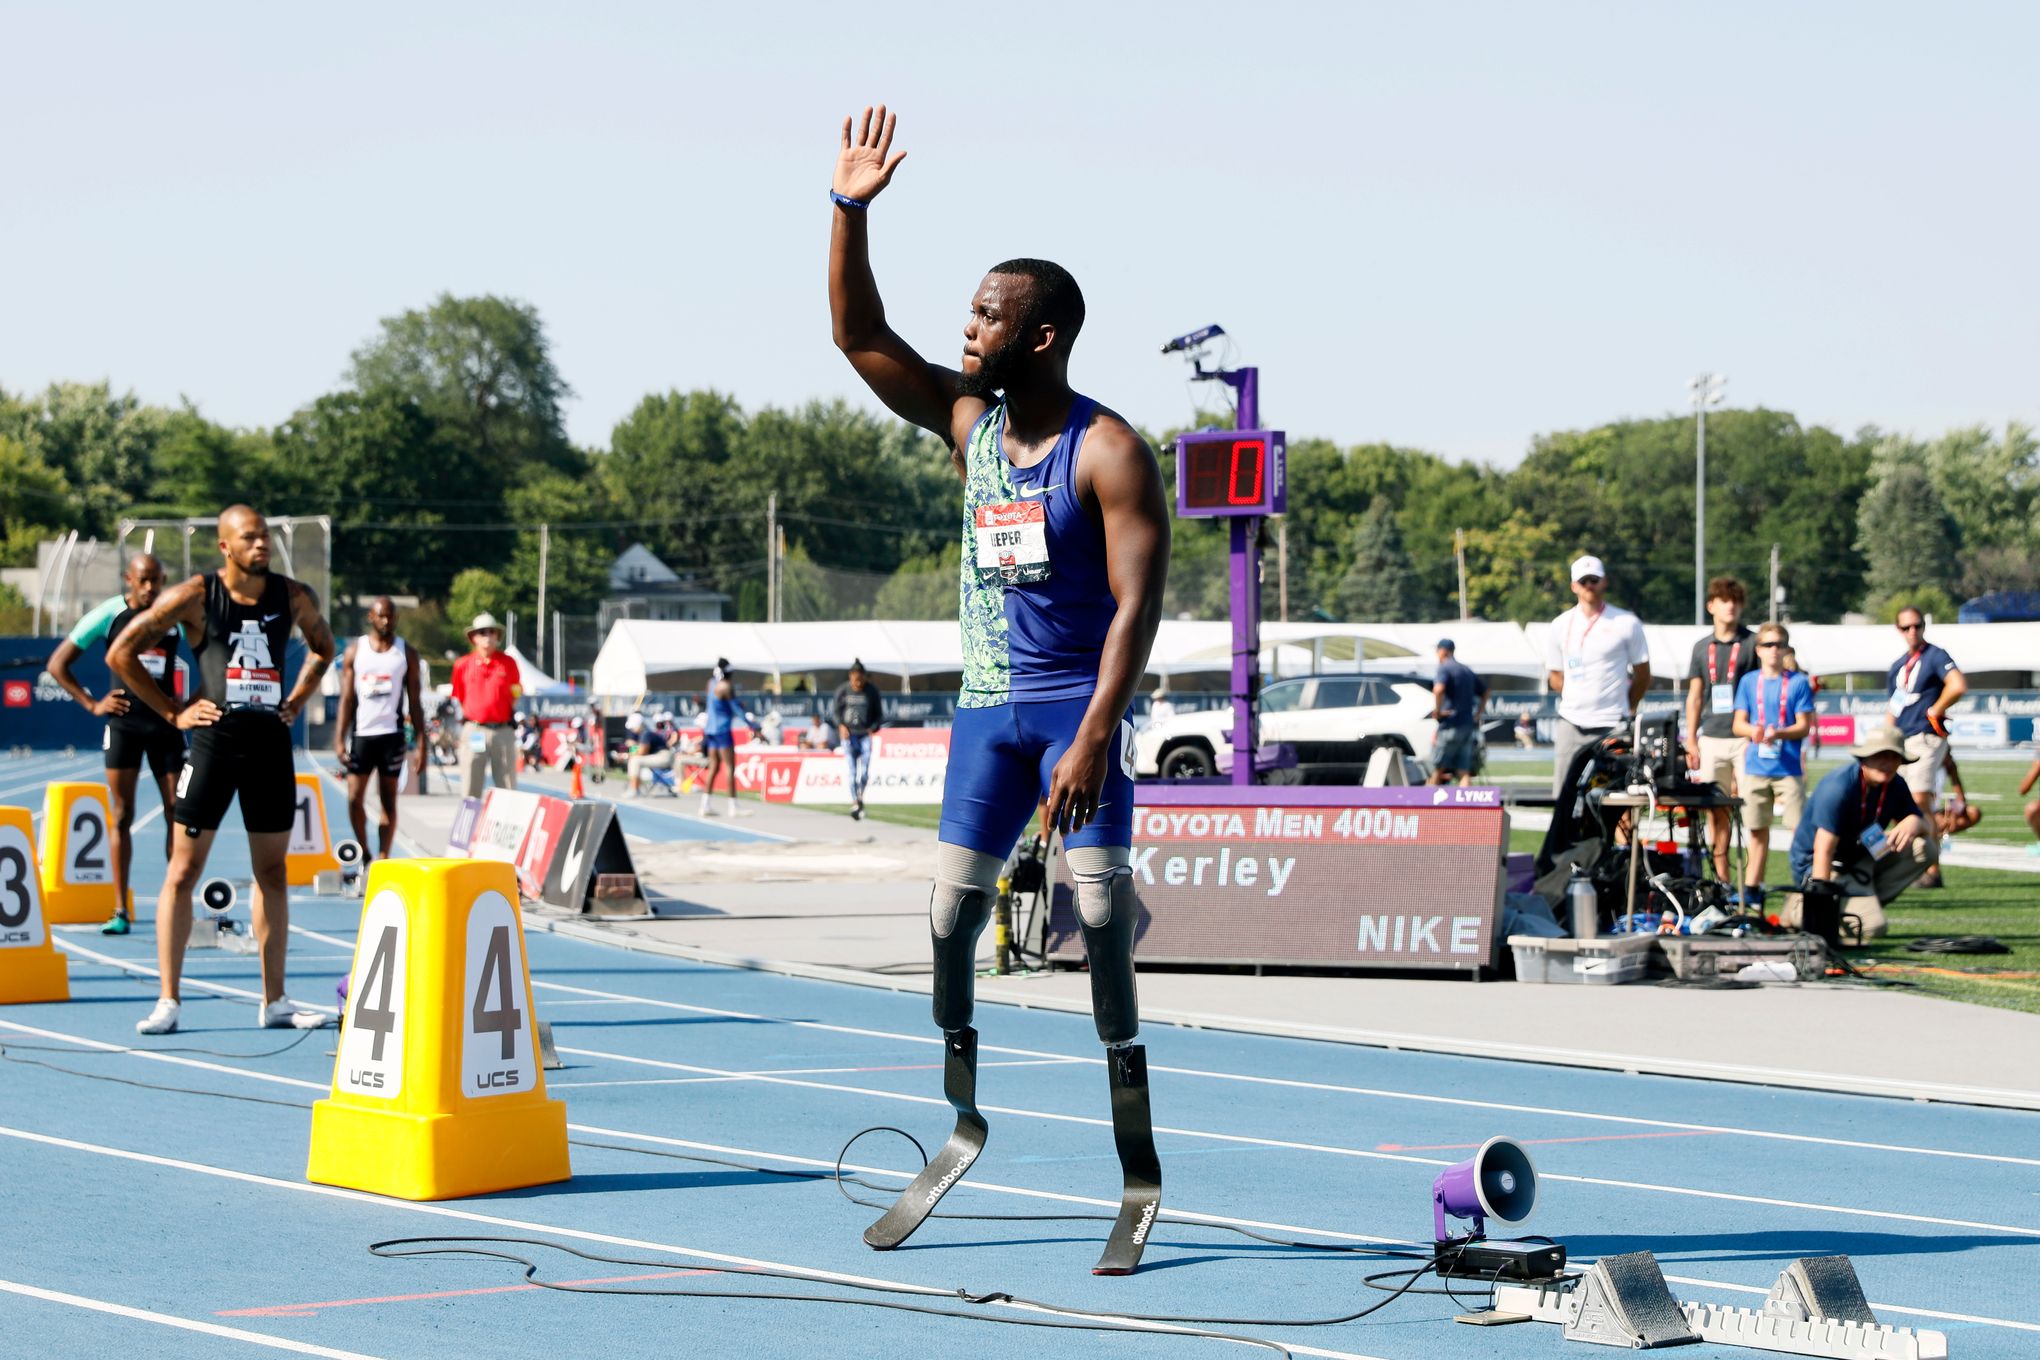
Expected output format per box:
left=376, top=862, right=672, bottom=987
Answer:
left=1044, top=421, right=1170, bottom=834
left=1684, top=676, right=1704, bottom=750
left=827, top=106, right=986, bottom=473
left=1810, top=828, right=1840, bottom=881
left=283, top=581, right=337, bottom=720
left=334, top=639, right=358, bottom=752
left=405, top=646, right=427, bottom=768
left=1931, top=666, right=1968, bottom=726
left=108, top=578, right=208, bottom=726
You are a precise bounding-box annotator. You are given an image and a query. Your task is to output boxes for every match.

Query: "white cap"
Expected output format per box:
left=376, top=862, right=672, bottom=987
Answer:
left=624, top=712, right=644, bottom=732
left=1570, top=555, right=1607, bottom=582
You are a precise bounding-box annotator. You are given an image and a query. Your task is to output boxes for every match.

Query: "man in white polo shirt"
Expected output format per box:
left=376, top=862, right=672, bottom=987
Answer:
left=1544, top=554, right=1651, bottom=797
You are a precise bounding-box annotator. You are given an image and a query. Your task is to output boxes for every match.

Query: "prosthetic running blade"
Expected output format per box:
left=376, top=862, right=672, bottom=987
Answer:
left=1092, top=1043, right=1162, bottom=1275
left=864, top=1027, right=986, bottom=1250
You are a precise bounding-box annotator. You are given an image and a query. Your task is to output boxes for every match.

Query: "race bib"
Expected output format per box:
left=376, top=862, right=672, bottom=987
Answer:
left=1860, top=823, right=1890, bottom=859
left=141, top=652, right=169, bottom=679
left=225, top=666, right=282, bottom=707
left=363, top=675, right=395, bottom=699
left=973, top=501, right=1051, bottom=585
left=1710, top=683, right=1733, bottom=714
left=1889, top=689, right=1918, bottom=716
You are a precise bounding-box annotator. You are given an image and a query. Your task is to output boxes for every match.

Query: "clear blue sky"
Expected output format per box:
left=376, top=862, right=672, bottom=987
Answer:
left=5, top=2, right=2035, bottom=466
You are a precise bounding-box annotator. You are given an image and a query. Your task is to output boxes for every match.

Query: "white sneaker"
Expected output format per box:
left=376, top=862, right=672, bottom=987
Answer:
left=725, top=800, right=747, bottom=818
left=136, top=998, right=181, bottom=1036
left=698, top=799, right=716, bottom=816
left=260, top=996, right=333, bottom=1029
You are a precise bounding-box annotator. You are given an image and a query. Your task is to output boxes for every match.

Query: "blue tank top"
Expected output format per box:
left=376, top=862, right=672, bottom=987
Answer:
left=957, top=396, right=1115, bottom=707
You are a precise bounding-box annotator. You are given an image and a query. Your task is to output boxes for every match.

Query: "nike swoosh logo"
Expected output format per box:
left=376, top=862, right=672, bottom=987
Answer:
left=261, top=614, right=282, bottom=624
left=557, top=821, right=588, bottom=888
left=1014, top=484, right=1062, bottom=498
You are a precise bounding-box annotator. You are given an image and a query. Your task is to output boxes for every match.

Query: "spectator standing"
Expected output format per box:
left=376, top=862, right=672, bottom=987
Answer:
left=1544, top=555, right=1651, bottom=797
left=1731, top=622, right=1815, bottom=905
left=1780, top=646, right=1821, bottom=757
left=1146, top=686, right=1177, bottom=729
left=833, top=659, right=886, bottom=820
left=1427, top=638, right=1488, bottom=787
left=1886, top=605, right=1965, bottom=889
left=1682, top=576, right=1757, bottom=882
left=450, top=613, right=521, bottom=796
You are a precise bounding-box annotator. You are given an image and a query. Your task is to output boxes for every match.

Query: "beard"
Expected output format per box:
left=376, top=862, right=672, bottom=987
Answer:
left=958, top=334, right=1027, bottom=399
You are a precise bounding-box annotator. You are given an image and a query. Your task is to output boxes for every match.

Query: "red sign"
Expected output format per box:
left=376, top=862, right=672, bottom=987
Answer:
left=1, top=681, right=29, bottom=708
left=515, top=796, right=572, bottom=898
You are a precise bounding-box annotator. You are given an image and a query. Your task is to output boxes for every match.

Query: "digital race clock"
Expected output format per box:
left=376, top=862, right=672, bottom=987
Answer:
left=1174, top=429, right=1286, bottom=519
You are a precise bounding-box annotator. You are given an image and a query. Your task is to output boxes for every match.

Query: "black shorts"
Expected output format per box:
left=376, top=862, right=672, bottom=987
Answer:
left=347, top=731, right=409, bottom=779
left=174, top=717, right=297, bottom=834
left=104, top=723, right=185, bottom=781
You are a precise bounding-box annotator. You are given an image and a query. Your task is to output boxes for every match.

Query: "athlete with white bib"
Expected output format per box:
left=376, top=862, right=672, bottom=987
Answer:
left=828, top=106, right=1172, bottom=1270
left=335, top=595, right=427, bottom=864
left=45, top=552, right=185, bottom=935
left=108, top=505, right=338, bottom=1035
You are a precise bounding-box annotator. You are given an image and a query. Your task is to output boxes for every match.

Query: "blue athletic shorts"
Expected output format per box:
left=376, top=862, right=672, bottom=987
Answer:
left=939, top=696, right=1134, bottom=856
left=703, top=731, right=736, bottom=751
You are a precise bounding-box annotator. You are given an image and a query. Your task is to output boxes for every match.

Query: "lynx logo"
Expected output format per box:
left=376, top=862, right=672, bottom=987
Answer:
left=923, top=1160, right=968, bottom=1206
left=1129, top=1200, right=1158, bottom=1245
left=227, top=620, right=274, bottom=670
left=1431, top=788, right=1448, bottom=805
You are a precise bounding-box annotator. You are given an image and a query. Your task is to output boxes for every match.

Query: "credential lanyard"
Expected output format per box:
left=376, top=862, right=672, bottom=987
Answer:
left=1858, top=771, right=1890, bottom=829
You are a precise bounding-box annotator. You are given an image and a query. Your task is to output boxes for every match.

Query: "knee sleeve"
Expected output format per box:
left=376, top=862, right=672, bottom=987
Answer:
left=1069, top=848, right=1140, bottom=1046
left=930, top=844, right=1002, bottom=1032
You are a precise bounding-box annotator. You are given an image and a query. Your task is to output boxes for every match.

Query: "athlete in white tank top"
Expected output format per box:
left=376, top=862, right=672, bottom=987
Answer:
left=351, top=635, right=407, bottom=737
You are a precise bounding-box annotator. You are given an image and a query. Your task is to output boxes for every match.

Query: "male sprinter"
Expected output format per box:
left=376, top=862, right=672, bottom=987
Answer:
left=109, top=506, right=337, bottom=1035
left=334, top=596, right=426, bottom=864
left=46, top=552, right=186, bottom=934
left=828, top=106, right=1171, bottom=1272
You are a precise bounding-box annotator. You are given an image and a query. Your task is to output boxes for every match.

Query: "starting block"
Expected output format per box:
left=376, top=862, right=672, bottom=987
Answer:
left=38, top=783, right=117, bottom=925
left=0, top=806, right=70, bottom=1004
left=285, top=773, right=340, bottom=887
left=1495, top=1253, right=1946, bottom=1358
left=306, top=858, right=570, bottom=1200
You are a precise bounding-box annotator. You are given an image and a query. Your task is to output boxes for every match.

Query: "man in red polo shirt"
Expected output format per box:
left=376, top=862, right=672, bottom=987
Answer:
left=451, top=612, right=522, bottom=797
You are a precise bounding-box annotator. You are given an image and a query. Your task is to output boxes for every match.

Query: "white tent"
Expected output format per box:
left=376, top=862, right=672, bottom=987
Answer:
left=504, top=643, right=572, bottom=696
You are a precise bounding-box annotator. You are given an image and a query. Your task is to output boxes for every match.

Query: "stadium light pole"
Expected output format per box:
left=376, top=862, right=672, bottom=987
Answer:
left=1688, top=373, right=1727, bottom=625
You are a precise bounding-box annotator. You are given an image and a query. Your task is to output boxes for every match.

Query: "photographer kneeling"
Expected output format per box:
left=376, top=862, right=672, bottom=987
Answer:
left=1788, top=726, right=1934, bottom=942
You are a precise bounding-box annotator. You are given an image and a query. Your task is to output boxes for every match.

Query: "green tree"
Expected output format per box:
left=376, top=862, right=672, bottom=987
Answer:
left=145, top=407, right=296, bottom=521
left=1856, top=445, right=1960, bottom=615
left=275, top=389, right=487, bottom=601
left=348, top=293, right=576, bottom=481
left=503, top=473, right=617, bottom=620
left=0, top=435, right=72, bottom=566
left=1336, top=501, right=1420, bottom=621
left=1462, top=511, right=1566, bottom=622
left=871, top=541, right=960, bottom=619
left=448, top=567, right=510, bottom=635
left=0, top=382, right=166, bottom=536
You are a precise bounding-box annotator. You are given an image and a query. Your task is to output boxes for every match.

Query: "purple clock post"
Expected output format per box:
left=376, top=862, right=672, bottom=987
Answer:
left=1171, top=355, right=1286, bottom=785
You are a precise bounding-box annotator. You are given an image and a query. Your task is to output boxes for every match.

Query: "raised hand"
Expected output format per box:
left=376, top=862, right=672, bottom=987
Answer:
left=835, top=105, right=906, bottom=204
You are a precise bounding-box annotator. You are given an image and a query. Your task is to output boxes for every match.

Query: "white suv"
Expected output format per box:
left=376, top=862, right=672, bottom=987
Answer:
left=1133, top=675, right=1440, bottom=781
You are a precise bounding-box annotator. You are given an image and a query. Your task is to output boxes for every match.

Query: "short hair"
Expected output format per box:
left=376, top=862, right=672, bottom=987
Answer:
left=1894, top=603, right=1924, bottom=626
left=1757, top=622, right=1789, bottom=645
left=989, top=258, right=1085, bottom=351
left=1706, top=576, right=1746, bottom=607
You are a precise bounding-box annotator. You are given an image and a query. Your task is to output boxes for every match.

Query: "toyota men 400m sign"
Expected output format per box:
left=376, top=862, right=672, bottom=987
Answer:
left=1047, top=785, right=1507, bottom=973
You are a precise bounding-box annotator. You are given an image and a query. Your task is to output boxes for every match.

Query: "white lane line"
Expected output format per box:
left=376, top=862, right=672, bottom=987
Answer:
left=0, top=1125, right=1392, bottom=1360
left=0, top=1278, right=386, bottom=1358
left=6, top=1016, right=2033, bottom=1335
left=523, top=979, right=2040, bottom=1168
left=130, top=803, right=164, bottom=833
left=0, top=757, right=100, bottom=802
left=551, top=1043, right=2040, bottom=1240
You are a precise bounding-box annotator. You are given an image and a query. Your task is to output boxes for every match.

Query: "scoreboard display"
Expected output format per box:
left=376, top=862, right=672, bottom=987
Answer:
left=1048, top=786, right=1506, bottom=972
left=1175, top=429, right=1286, bottom=518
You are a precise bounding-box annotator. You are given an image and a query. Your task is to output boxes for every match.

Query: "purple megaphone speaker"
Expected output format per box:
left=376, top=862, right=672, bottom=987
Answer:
left=1432, top=1136, right=1537, bottom=1246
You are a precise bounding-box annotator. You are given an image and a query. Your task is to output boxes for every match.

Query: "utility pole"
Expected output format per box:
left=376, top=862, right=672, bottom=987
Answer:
left=535, top=522, right=550, bottom=673
left=1688, top=373, right=1727, bottom=624
left=1769, top=542, right=1782, bottom=624
left=1276, top=520, right=1289, bottom=622
left=1455, top=527, right=1470, bottom=621
left=766, top=493, right=777, bottom=624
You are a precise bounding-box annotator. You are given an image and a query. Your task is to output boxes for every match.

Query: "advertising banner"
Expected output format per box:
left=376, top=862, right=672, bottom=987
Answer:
left=1048, top=787, right=1506, bottom=973
left=720, top=728, right=952, bottom=805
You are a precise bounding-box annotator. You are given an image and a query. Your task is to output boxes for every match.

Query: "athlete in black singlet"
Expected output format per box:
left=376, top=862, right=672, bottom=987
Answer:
left=45, top=552, right=186, bottom=935
left=109, top=505, right=338, bottom=1036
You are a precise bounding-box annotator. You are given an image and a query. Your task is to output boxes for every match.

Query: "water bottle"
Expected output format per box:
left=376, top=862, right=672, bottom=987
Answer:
left=1567, top=866, right=1599, bottom=939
